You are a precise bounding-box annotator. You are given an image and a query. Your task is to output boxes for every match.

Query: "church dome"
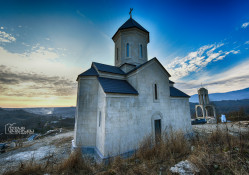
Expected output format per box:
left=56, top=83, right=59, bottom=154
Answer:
left=112, top=17, right=149, bottom=40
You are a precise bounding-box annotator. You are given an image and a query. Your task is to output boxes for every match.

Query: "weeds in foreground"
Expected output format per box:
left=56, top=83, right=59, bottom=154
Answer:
left=3, top=127, right=249, bottom=175
left=189, top=128, right=249, bottom=175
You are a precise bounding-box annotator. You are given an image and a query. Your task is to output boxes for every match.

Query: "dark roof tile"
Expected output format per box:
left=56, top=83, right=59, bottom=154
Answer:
left=112, top=18, right=149, bottom=40
left=78, top=67, right=99, bottom=76
left=118, top=18, right=148, bottom=33
left=169, top=80, right=175, bottom=84
left=98, top=77, right=138, bottom=95
left=93, top=62, right=125, bottom=75
left=170, top=87, right=190, bottom=98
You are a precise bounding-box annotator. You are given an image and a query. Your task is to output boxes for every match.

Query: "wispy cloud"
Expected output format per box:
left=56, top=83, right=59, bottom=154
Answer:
left=0, top=40, right=84, bottom=107
left=0, top=31, right=16, bottom=43
left=0, top=27, right=87, bottom=107
left=241, top=22, right=249, bottom=29
left=175, top=58, right=249, bottom=95
left=245, top=41, right=249, bottom=45
left=0, top=65, right=77, bottom=97
left=166, top=43, right=239, bottom=80
left=0, top=45, right=82, bottom=79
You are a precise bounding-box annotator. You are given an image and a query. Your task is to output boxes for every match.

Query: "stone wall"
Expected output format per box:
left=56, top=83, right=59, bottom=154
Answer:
left=170, top=97, right=192, bottom=133
left=74, top=77, right=99, bottom=147
left=74, top=60, right=192, bottom=158
left=96, top=85, right=106, bottom=156
left=102, top=61, right=192, bottom=157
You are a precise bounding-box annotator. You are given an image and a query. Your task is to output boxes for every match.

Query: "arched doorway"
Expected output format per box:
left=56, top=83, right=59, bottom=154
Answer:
left=154, top=119, right=161, bottom=143
left=151, top=112, right=162, bottom=143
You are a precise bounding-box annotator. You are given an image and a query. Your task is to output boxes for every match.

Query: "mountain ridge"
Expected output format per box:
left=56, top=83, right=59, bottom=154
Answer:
left=190, top=87, right=249, bottom=102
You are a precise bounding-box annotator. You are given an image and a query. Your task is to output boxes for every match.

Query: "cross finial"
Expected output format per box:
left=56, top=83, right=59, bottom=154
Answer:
left=129, top=8, right=133, bottom=18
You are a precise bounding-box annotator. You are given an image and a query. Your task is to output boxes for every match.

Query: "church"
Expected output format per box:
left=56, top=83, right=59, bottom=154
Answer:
left=73, top=14, right=192, bottom=160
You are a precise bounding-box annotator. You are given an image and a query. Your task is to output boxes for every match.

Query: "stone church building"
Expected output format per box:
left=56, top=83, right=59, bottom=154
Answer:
left=73, top=16, right=192, bottom=159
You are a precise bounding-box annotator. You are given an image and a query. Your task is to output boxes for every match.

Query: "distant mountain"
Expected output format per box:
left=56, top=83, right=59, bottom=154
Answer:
left=190, top=99, right=249, bottom=117
left=4, top=107, right=76, bottom=118
left=190, top=87, right=249, bottom=102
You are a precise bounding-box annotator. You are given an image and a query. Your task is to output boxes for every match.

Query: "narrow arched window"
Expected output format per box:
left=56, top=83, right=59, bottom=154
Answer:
left=140, top=44, right=143, bottom=58
left=126, top=43, right=129, bottom=57
left=99, top=111, right=101, bottom=127
left=154, top=84, right=158, bottom=100
left=116, top=48, right=119, bottom=61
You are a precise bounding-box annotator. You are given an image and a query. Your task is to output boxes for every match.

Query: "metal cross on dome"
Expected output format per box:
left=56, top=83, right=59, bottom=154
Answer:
left=129, top=8, right=133, bottom=18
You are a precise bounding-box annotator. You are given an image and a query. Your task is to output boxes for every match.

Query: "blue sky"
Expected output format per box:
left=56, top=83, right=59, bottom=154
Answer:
left=0, top=0, right=249, bottom=107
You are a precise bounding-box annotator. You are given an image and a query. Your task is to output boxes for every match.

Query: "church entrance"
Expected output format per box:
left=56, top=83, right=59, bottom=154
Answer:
left=154, top=119, right=161, bottom=143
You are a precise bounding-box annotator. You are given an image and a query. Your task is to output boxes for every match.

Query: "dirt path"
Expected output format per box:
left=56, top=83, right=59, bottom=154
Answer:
left=0, top=131, right=74, bottom=174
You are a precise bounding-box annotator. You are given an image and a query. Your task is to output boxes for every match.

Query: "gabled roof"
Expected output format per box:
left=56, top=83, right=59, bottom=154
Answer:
left=118, top=18, right=148, bottom=33
left=169, top=80, right=175, bottom=84
left=126, top=57, right=171, bottom=77
left=112, top=18, right=149, bottom=40
left=77, top=67, right=99, bottom=81
left=78, top=67, right=99, bottom=76
left=93, top=62, right=125, bottom=75
left=98, top=77, right=138, bottom=95
left=119, top=62, right=136, bottom=68
left=170, top=87, right=190, bottom=98
left=78, top=58, right=171, bottom=80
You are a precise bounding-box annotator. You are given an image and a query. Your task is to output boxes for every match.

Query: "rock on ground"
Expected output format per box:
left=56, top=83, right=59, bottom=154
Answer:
left=170, top=160, right=199, bottom=175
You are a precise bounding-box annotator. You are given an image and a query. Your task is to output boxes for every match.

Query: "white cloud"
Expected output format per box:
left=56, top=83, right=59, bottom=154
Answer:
left=175, top=58, right=249, bottom=95
left=241, top=22, right=249, bottom=28
left=0, top=45, right=82, bottom=106
left=166, top=43, right=239, bottom=80
left=0, top=46, right=82, bottom=80
left=0, top=31, right=16, bottom=43
left=0, top=27, right=4, bottom=29
left=245, top=41, right=249, bottom=45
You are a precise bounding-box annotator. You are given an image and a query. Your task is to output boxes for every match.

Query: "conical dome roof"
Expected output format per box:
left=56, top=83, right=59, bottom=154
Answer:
left=112, top=17, right=149, bottom=39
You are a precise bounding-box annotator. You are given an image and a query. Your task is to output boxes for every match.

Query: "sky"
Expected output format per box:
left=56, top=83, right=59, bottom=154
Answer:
left=0, top=0, right=249, bottom=107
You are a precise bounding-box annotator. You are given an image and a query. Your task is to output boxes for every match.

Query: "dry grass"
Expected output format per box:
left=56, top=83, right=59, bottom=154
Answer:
left=55, top=148, right=93, bottom=174
left=3, top=149, right=93, bottom=175
left=189, top=127, right=249, bottom=175
left=3, top=160, right=45, bottom=175
left=53, top=136, right=73, bottom=147
left=3, top=126, right=249, bottom=175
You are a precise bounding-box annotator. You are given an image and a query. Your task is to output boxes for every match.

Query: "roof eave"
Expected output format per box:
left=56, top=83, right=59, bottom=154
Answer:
left=98, top=70, right=125, bottom=75
left=105, top=92, right=139, bottom=95
left=76, top=75, right=99, bottom=81
left=170, top=95, right=190, bottom=98
left=126, top=57, right=171, bottom=77
left=112, top=27, right=150, bottom=43
left=119, top=62, right=136, bottom=68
